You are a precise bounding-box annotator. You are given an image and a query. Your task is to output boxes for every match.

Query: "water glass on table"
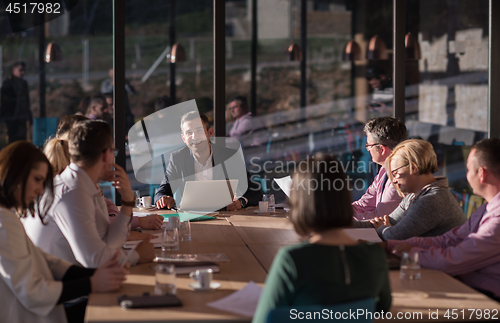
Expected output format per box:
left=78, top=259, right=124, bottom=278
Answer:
left=162, top=227, right=179, bottom=251
left=154, top=264, right=176, bottom=295
left=179, top=220, right=191, bottom=242
left=400, top=251, right=421, bottom=280
left=133, top=190, right=141, bottom=208
left=262, top=194, right=275, bottom=212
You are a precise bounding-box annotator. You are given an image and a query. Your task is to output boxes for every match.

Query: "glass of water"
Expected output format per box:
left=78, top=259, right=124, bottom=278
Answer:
left=162, top=227, right=179, bottom=251
left=133, top=190, right=141, bottom=208
left=262, top=194, right=275, bottom=212
left=154, top=264, right=176, bottom=295
left=400, top=251, right=421, bottom=280
left=179, top=220, right=191, bottom=242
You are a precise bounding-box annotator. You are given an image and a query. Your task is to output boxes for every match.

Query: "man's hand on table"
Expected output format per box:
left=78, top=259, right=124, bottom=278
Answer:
left=226, top=199, right=243, bottom=211
left=156, top=196, right=175, bottom=210
left=138, top=214, right=164, bottom=230
left=391, top=243, right=413, bottom=257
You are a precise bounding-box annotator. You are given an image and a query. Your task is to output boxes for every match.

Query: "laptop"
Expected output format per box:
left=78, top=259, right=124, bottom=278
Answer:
left=178, top=179, right=239, bottom=212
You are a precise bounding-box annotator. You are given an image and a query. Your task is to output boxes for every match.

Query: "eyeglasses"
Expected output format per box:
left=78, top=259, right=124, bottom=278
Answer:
left=391, top=164, right=409, bottom=178
left=365, top=143, right=381, bottom=150
left=102, top=147, right=119, bottom=157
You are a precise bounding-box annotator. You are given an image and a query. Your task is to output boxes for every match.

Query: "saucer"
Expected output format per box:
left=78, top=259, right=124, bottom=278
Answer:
left=189, top=282, right=221, bottom=291
left=254, top=210, right=269, bottom=214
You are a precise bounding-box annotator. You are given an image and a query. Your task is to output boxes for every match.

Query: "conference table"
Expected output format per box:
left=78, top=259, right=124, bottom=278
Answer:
left=85, top=208, right=500, bottom=322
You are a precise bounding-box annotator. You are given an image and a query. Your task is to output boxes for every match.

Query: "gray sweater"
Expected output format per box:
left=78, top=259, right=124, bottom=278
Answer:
left=354, top=177, right=466, bottom=241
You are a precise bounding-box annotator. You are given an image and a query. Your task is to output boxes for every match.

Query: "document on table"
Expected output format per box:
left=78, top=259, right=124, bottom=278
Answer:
left=344, top=228, right=382, bottom=242
left=206, top=281, right=262, bottom=317
left=274, top=176, right=292, bottom=198
left=123, top=232, right=162, bottom=249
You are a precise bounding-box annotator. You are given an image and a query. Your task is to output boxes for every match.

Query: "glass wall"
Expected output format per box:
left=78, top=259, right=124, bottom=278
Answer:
left=124, top=0, right=214, bottom=198
left=405, top=0, right=488, bottom=213
left=225, top=0, right=393, bottom=202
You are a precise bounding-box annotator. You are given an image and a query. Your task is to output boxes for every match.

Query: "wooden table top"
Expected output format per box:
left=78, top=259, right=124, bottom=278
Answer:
left=85, top=208, right=500, bottom=322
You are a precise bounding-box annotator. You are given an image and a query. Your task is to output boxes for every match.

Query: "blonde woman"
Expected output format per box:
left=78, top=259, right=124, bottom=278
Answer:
left=354, top=139, right=466, bottom=240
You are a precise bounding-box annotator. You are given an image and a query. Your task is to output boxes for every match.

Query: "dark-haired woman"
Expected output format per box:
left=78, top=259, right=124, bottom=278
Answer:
left=253, top=153, right=391, bottom=323
left=0, top=141, right=127, bottom=323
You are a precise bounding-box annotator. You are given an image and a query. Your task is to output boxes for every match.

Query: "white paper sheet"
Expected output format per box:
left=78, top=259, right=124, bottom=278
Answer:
left=123, top=232, right=163, bottom=249
left=274, top=176, right=292, bottom=197
left=206, top=281, right=262, bottom=317
left=344, top=228, right=382, bottom=242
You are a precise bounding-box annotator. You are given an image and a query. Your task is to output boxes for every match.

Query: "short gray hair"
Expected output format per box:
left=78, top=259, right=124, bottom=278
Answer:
left=364, top=117, right=407, bottom=150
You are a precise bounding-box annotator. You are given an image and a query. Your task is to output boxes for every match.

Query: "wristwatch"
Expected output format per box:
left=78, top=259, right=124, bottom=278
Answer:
left=238, top=197, right=248, bottom=208
left=121, top=199, right=136, bottom=207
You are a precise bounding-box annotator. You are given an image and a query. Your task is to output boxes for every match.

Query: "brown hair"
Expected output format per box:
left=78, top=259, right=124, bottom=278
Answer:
left=289, top=153, right=353, bottom=236
left=56, top=115, right=89, bottom=140
left=69, top=120, right=113, bottom=167
left=44, top=138, right=71, bottom=175
left=0, top=141, right=54, bottom=221
left=180, top=111, right=210, bottom=133
left=471, top=138, right=500, bottom=178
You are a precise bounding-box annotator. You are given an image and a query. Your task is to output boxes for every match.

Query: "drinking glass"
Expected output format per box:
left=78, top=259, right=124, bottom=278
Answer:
left=400, top=251, right=421, bottom=280
left=154, top=264, right=176, bottom=295
left=179, top=220, right=191, bottom=242
left=262, top=194, right=275, bottom=212
left=133, top=190, right=141, bottom=208
left=162, top=227, right=179, bottom=251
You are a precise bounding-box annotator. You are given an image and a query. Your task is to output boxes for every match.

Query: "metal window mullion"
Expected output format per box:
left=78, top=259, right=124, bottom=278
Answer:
left=113, top=0, right=126, bottom=204
left=393, top=0, right=405, bottom=121
left=214, top=0, right=226, bottom=137
left=489, top=0, right=500, bottom=139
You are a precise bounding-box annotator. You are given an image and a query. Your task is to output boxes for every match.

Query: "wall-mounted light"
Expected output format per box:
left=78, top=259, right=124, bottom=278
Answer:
left=405, top=32, right=421, bottom=60
left=287, top=43, right=302, bottom=61
left=342, top=40, right=361, bottom=61
left=366, top=35, right=388, bottom=60
left=167, top=43, right=186, bottom=63
left=45, top=42, right=63, bottom=63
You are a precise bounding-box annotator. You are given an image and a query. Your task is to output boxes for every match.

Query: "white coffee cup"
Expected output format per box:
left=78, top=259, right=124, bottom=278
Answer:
left=189, top=268, right=213, bottom=289
left=140, top=196, right=152, bottom=208
left=259, top=201, right=268, bottom=212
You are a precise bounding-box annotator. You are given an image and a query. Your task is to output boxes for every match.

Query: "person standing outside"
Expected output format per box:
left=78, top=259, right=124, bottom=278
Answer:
left=352, top=117, right=407, bottom=220
left=0, top=61, right=32, bottom=143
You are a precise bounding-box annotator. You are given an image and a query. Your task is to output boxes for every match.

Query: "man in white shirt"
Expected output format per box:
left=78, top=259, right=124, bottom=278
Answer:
left=154, top=111, right=262, bottom=211
left=24, top=120, right=155, bottom=267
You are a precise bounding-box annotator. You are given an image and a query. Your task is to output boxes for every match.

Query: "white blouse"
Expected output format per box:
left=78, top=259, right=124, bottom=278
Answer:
left=0, top=206, right=70, bottom=323
left=23, top=163, right=137, bottom=267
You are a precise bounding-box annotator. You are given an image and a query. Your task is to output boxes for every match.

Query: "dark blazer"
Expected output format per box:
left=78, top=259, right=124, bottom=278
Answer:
left=154, top=143, right=262, bottom=208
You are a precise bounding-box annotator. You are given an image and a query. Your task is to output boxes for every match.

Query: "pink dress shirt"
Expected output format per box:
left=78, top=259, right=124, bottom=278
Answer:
left=352, top=167, right=403, bottom=220
left=388, top=191, right=500, bottom=298
left=229, top=112, right=255, bottom=139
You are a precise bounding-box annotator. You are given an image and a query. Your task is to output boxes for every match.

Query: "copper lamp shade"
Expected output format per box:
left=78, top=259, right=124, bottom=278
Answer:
left=366, top=35, right=388, bottom=60
left=167, top=43, right=186, bottom=63
left=287, top=43, right=302, bottom=61
left=405, top=32, right=421, bottom=60
left=45, top=42, right=63, bottom=63
left=342, top=40, right=361, bottom=61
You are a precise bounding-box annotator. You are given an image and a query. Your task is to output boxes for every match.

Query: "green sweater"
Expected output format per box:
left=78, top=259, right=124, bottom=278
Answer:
left=253, top=241, right=392, bottom=323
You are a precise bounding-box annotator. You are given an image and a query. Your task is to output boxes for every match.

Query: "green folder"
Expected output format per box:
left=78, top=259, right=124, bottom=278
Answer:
left=159, top=213, right=217, bottom=222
